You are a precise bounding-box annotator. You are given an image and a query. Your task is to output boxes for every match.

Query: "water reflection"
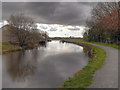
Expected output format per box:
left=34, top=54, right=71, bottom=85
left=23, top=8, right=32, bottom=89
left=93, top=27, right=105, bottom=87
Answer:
left=5, top=50, right=39, bottom=81
left=39, top=42, right=47, bottom=47
left=2, top=40, right=90, bottom=88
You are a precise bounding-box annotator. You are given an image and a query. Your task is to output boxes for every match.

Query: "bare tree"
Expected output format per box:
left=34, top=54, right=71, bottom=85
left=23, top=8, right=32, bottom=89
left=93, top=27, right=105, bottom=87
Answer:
left=7, top=13, right=41, bottom=47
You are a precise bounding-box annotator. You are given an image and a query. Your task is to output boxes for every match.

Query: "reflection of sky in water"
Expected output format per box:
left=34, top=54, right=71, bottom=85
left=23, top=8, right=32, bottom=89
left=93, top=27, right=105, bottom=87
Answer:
left=2, top=40, right=89, bottom=88
left=37, top=41, right=83, bottom=59
left=24, top=41, right=83, bottom=61
left=46, top=41, right=83, bottom=53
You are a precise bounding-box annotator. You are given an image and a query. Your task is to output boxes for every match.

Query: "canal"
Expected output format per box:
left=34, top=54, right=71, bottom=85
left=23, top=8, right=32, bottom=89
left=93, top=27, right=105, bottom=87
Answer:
left=2, top=40, right=90, bottom=88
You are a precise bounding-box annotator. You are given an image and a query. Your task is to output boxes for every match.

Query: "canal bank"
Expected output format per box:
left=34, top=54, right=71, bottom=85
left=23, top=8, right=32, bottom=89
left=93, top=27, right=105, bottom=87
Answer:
left=61, top=40, right=106, bottom=88
left=2, top=42, right=22, bottom=54
left=2, top=42, right=44, bottom=54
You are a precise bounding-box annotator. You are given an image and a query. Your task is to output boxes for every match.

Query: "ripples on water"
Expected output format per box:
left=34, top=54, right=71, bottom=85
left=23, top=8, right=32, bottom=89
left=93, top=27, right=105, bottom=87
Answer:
left=2, top=40, right=90, bottom=88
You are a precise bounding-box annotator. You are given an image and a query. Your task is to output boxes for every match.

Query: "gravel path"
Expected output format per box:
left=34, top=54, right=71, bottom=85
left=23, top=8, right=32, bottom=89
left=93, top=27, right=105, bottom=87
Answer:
left=88, top=44, right=118, bottom=88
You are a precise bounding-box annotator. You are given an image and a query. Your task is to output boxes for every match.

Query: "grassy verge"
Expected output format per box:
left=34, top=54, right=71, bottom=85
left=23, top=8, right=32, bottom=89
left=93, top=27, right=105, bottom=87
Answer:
left=62, top=39, right=120, bottom=49
left=2, top=42, right=41, bottom=54
left=2, top=42, right=22, bottom=54
left=90, top=42, right=120, bottom=49
left=62, top=40, right=106, bottom=88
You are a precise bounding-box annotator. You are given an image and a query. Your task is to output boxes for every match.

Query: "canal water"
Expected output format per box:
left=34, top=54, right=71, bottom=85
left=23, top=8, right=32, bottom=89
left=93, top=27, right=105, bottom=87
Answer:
left=2, top=40, right=90, bottom=88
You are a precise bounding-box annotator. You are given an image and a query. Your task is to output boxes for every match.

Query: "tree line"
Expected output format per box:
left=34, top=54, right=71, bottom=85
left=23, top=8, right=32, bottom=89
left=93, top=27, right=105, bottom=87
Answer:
left=83, top=2, right=120, bottom=45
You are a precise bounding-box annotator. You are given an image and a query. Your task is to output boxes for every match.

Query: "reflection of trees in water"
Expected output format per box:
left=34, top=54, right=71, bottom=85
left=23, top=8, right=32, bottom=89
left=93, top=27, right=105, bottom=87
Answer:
left=39, top=43, right=47, bottom=47
left=6, top=49, right=39, bottom=81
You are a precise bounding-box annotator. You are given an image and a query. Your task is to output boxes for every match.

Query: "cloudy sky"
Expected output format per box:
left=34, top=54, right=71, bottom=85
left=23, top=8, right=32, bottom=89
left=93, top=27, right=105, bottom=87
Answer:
left=2, top=2, right=97, bottom=37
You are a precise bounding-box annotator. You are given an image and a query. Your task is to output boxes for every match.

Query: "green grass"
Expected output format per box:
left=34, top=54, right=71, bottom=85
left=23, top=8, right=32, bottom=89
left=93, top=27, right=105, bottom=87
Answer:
left=90, top=42, right=120, bottom=49
left=62, top=40, right=106, bottom=88
left=2, top=42, right=40, bottom=54
left=62, top=39, right=120, bottom=49
left=2, top=42, right=22, bottom=54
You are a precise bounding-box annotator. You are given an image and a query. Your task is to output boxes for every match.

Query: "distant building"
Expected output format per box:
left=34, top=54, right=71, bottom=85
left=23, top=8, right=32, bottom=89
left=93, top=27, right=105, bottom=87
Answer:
left=2, top=25, right=16, bottom=42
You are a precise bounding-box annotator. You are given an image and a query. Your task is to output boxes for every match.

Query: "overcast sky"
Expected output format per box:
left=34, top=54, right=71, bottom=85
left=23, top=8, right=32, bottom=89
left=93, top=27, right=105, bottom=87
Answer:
left=2, top=2, right=97, bottom=37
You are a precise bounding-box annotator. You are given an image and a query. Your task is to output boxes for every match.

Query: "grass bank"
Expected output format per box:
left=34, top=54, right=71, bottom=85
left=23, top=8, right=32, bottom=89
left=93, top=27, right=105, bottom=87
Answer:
left=90, top=42, right=120, bottom=49
left=60, top=39, right=120, bottom=49
left=2, top=42, right=22, bottom=54
left=61, top=40, right=106, bottom=88
left=2, top=42, right=41, bottom=54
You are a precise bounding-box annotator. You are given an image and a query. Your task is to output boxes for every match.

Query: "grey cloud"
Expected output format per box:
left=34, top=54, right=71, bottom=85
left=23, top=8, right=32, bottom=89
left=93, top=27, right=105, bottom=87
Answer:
left=49, top=27, right=57, bottom=31
left=68, top=27, right=80, bottom=31
left=39, top=25, right=48, bottom=29
left=60, top=30, right=63, bottom=32
left=2, top=2, right=97, bottom=26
